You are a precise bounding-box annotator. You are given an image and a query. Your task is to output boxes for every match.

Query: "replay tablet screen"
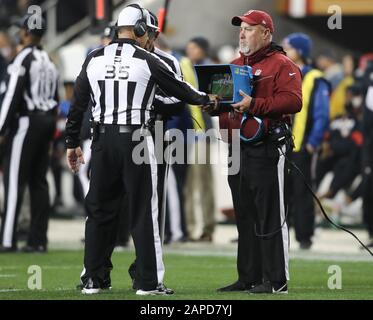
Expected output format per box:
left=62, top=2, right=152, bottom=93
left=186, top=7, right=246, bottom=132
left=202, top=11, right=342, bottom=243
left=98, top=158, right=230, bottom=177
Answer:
left=208, top=73, right=234, bottom=100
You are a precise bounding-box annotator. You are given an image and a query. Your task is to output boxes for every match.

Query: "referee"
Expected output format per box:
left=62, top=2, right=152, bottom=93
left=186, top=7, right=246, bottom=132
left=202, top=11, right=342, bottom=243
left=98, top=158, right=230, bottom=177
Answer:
left=127, top=10, right=186, bottom=289
left=0, top=14, right=58, bottom=253
left=66, top=4, right=216, bottom=295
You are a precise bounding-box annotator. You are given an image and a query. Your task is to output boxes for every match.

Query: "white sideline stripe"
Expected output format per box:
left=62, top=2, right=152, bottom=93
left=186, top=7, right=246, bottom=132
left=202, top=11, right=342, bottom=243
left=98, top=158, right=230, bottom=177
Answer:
left=278, top=145, right=289, bottom=280
left=0, top=288, right=75, bottom=293
left=78, top=140, right=92, bottom=197
left=3, top=117, right=29, bottom=247
left=80, top=266, right=86, bottom=284
left=167, top=167, right=183, bottom=241
left=0, top=289, right=24, bottom=293
left=146, top=135, right=165, bottom=284
left=0, top=48, right=32, bottom=130
left=0, top=274, right=16, bottom=278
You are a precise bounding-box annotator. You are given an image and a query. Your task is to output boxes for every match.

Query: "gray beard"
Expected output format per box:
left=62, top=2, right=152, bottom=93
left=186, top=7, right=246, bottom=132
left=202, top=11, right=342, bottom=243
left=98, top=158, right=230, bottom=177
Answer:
left=240, top=44, right=250, bottom=55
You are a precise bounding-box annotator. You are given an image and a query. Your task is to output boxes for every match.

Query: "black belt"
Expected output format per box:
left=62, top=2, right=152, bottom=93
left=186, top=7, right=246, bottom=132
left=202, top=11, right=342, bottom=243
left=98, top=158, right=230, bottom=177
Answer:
left=27, top=109, right=55, bottom=116
left=97, top=124, right=142, bottom=134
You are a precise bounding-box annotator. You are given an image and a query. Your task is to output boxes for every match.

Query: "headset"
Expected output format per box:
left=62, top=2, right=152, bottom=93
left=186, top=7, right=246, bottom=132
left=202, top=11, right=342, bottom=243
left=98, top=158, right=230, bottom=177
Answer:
left=126, top=4, right=148, bottom=38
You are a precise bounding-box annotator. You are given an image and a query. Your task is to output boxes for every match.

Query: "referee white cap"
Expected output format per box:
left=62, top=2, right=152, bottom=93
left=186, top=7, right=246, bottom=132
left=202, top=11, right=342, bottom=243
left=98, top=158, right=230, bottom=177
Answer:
left=117, top=5, right=158, bottom=29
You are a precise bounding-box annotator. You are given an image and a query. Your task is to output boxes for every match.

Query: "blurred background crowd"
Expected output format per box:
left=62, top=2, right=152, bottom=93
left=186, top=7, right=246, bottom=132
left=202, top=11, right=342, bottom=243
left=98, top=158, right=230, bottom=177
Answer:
left=1, top=0, right=373, bottom=251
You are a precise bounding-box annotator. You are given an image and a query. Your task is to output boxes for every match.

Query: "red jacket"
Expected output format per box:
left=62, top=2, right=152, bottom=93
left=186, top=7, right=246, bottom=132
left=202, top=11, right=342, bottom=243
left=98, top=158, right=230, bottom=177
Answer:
left=219, top=43, right=302, bottom=142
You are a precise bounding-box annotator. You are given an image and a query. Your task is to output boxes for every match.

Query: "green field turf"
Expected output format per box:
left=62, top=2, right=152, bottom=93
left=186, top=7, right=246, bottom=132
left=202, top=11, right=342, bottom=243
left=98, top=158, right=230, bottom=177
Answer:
left=0, top=250, right=372, bottom=300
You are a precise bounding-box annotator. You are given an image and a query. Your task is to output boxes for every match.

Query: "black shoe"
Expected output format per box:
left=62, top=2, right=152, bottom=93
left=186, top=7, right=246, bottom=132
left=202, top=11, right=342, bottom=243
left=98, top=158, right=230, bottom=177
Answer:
left=217, top=280, right=257, bottom=292
left=78, top=270, right=112, bottom=291
left=0, top=246, right=17, bottom=253
left=21, top=245, right=47, bottom=253
left=81, top=278, right=105, bottom=295
left=77, top=276, right=111, bottom=291
left=299, top=240, right=312, bottom=250
left=248, top=281, right=288, bottom=294
left=102, top=276, right=112, bottom=290
left=136, top=284, right=174, bottom=296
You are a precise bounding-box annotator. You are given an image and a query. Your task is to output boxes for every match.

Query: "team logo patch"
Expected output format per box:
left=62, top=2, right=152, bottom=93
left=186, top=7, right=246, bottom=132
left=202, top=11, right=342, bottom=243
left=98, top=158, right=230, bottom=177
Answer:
left=255, top=69, right=262, bottom=76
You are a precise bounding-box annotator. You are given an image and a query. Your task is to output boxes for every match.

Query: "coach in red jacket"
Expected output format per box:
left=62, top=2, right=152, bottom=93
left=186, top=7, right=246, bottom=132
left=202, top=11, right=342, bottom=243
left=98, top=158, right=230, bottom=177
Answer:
left=217, top=10, right=302, bottom=294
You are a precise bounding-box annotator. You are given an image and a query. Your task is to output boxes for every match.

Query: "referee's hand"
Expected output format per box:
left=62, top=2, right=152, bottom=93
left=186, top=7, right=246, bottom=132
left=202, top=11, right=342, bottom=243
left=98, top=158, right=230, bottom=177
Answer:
left=202, top=94, right=220, bottom=114
left=66, top=147, right=85, bottom=174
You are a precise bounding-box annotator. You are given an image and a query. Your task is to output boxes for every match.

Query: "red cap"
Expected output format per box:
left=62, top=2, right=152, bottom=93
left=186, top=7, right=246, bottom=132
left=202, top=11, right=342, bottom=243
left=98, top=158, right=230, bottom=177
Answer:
left=232, top=10, right=274, bottom=33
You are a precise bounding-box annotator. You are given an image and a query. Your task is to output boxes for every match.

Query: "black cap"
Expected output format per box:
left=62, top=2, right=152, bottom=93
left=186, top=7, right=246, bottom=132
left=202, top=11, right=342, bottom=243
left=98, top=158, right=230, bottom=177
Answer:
left=16, top=14, right=46, bottom=37
left=189, top=37, right=210, bottom=54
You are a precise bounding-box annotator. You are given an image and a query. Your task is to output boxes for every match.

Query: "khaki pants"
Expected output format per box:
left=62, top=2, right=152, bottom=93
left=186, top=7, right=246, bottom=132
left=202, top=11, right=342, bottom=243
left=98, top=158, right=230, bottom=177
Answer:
left=184, top=142, right=216, bottom=238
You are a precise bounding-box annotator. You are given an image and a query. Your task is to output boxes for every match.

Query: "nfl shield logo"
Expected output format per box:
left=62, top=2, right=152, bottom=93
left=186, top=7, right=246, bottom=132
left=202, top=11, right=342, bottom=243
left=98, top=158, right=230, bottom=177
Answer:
left=255, top=69, right=262, bottom=76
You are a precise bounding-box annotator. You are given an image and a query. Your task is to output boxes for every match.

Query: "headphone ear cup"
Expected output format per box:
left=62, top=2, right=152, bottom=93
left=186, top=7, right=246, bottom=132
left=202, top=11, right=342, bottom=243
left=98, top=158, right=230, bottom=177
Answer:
left=134, top=21, right=147, bottom=37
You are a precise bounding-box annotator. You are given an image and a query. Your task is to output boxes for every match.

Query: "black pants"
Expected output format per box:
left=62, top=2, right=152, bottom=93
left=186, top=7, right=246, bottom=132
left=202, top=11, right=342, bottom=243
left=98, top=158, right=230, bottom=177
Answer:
left=234, top=142, right=289, bottom=284
left=362, top=107, right=373, bottom=238
left=316, top=150, right=360, bottom=198
left=115, top=194, right=131, bottom=246
left=127, top=157, right=170, bottom=280
left=290, top=150, right=315, bottom=243
left=83, top=125, right=164, bottom=290
left=0, top=114, right=55, bottom=248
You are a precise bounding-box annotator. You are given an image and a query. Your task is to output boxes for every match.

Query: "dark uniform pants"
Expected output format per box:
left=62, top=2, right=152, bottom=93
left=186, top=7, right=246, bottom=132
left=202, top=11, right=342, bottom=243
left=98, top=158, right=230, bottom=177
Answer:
left=362, top=107, right=373, bottom=238
left=290, top=150, right=315, bottom=243
left=232, top=142, right=289, bottom=284
left=0, top=113, right=56, bottom=248
left=83, top=125, right=164, bottom=290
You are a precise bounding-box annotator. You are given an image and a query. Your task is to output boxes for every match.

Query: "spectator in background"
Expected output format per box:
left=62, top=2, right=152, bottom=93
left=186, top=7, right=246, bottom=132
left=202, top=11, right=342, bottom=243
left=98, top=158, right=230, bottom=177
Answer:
left=283, top=33, right=330, bottom=250
left=0, top=31, right=17, bottom=78
left=317, top=84, right=363, bottom=202
left=0, top=1, right=19, bottom=28
left=316, top=49, right=344, bottom=90
left=185, top=37, right=212, bottom=65
left=361, top=55, right=373, bottom=248
left=329, top=54, right=356, bottom=120
left=183, top=37, right=216, bottom=242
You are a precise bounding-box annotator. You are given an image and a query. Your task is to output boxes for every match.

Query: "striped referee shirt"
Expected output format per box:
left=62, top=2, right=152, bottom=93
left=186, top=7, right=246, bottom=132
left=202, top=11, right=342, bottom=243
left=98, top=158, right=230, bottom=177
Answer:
left=65, top=38, right=208, bottom=148
left=0, top=45, right=59, bottom=135
left=152, top=46, right=185, bottom=117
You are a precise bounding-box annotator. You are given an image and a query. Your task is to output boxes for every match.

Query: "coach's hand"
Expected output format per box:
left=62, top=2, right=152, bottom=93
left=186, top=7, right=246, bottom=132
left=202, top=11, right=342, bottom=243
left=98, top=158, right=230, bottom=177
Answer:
left=67, top=147, right=85, bottom=174
left=231, top=90, right=253, bottom=113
